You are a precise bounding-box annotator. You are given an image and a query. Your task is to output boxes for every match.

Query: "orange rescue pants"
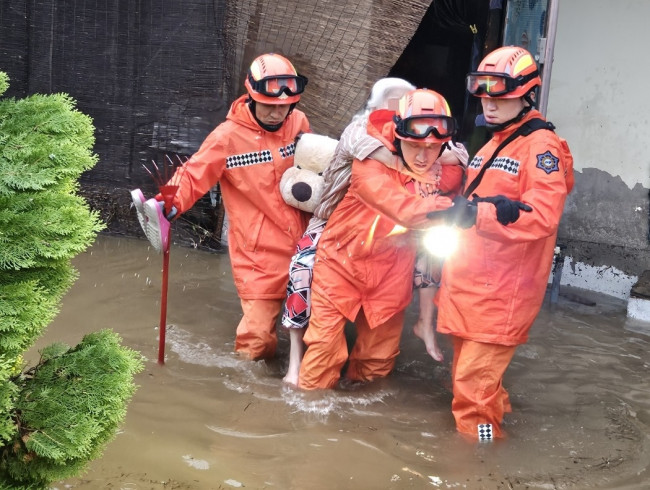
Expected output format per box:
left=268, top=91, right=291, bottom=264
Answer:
left=235, top=298, right=283, bottom=360
left=299, top=290, right=404, bottom=390
left=450, top=336, right=516, bottom=439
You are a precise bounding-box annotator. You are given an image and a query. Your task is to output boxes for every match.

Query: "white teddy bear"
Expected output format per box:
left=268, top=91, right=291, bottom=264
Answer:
left=280, top=133, right=338, bottom=212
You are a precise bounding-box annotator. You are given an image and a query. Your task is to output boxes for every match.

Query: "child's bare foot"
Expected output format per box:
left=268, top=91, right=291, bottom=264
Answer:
left=282, top=368, right=299, bottom=386
left=413, top=319, right=444, bottom=362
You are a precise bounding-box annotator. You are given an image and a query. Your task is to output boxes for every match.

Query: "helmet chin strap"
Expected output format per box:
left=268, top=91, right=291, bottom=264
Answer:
left=393, top=139, right=412, bottom=172
left=485, top=104, right=533, bottom=133
left=248, top=100, right=296, bottom=132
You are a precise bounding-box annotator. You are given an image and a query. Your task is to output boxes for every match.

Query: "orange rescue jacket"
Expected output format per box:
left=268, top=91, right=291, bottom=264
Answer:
left=436, top=110, right=574, bottom=345
left=311, top=110, right=459, bottom=328
left=164, top=95, right=311, bottom=299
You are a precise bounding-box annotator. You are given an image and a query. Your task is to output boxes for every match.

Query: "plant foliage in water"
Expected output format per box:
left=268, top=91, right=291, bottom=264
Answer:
left=0, top=71, right=144, bottom=489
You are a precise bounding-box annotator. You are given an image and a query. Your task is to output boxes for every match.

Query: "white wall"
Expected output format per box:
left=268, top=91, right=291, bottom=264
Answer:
left=549, top=0, right=650, bottom=189
left=544, top=1, right=649, bottom=301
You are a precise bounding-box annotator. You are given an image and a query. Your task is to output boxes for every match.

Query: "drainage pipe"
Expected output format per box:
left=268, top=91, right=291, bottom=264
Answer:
left=538, top=0, right=560, bottom=116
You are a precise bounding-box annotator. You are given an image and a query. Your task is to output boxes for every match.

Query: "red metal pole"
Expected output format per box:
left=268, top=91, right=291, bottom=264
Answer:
left=157, top=226, right=171, bottom=365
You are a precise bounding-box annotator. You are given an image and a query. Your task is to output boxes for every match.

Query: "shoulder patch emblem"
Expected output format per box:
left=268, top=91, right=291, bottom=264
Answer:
left=536, top=150, right=559, bottom=174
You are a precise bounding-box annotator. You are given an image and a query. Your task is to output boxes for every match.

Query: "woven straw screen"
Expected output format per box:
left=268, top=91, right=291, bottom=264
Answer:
left=0, top=0, right=430, bottom=244
left=222, top=0, right=430, bottom=137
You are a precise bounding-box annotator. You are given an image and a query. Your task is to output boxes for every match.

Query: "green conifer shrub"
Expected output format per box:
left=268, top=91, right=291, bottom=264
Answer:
left=0, top=72, right=144, bottom=489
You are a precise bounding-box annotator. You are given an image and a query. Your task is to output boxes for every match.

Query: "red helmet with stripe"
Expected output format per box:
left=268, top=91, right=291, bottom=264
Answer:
left=244, top=53, right=307, bottom=105
left=466, top=46, right=541, bottom=99
left=392, top=89, right=456, bottom=144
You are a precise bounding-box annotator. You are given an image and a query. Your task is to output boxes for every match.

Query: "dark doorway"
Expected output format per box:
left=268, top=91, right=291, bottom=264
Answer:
left=389, top=0, right=505, bottom=156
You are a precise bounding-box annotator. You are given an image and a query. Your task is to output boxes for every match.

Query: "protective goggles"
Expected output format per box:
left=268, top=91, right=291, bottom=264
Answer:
left=394, top=114, right=456, bottom=140
left=248, top=74, right=308, bottom=97
left=466, top=70, right=539, bottom=96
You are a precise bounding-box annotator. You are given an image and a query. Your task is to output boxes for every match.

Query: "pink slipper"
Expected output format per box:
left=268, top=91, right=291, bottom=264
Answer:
left=130, top=188, right=147, bottom=232
left=143, top=198, right=170, bottom=253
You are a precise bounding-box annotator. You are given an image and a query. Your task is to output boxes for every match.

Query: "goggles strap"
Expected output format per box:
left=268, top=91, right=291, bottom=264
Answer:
left=517, top=70, right=539, bottom=87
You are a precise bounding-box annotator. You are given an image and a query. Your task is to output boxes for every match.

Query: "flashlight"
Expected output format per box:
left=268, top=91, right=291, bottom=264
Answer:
left=422, top=225, right=459, bottom=258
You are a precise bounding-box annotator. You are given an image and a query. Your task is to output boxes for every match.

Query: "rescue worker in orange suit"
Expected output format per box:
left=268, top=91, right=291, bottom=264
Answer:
left=298, top=89, right=463, bottom=390
left=151, top=53, right=311, bottom=360
left=435, top=46, right=575, bottom=440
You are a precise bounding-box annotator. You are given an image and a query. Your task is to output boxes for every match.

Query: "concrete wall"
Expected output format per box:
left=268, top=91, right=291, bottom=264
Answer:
left=548, top=0, right=650, bottom=298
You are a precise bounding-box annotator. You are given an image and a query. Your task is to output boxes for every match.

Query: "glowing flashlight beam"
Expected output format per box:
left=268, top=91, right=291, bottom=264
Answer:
left=423, top=225, right=459, bottom=258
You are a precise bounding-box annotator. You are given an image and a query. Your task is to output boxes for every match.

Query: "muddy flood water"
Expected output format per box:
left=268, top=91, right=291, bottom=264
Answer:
left=30, top=234, right=650, bottom=490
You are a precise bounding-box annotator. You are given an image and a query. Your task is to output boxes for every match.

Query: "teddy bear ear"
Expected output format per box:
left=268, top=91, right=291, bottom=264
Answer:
left=294, top=133, right=339, bottom=174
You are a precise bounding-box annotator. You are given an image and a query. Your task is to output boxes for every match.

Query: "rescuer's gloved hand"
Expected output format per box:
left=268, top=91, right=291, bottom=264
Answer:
left=474, top=195, right=532, bottom=225
left=429, top=195, right=477, bottom=229
left=161, top=202, right=178, bottom=221
left=151, top=200, right=178, bottom=220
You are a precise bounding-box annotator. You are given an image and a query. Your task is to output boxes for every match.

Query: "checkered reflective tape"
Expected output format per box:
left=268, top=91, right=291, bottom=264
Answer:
left=478, top=423, right=493, bottom=441
left=468, top=155, right=519, bottom=175
left=279, top=142, right=296, bottom=159
left=490, top=156, right=520, bottom=175
left=226, top=149, right=273, bottom=169
left=468, top=156, right=483, bottom=169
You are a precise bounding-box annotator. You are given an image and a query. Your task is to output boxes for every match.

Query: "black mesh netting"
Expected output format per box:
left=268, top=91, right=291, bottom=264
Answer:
left=1, top=0, right=494, bottom=248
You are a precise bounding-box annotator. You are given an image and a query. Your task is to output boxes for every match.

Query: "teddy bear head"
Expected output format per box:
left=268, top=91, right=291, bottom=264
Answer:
left=280, top=133, right=338, bottom=212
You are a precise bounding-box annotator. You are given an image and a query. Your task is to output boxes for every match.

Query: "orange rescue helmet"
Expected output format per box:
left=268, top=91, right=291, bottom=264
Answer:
left=392, top=89, right=456, bottom=144
left=466, top=46, right=541, bottom=99
left=244, top=53, right=308, bottom=105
